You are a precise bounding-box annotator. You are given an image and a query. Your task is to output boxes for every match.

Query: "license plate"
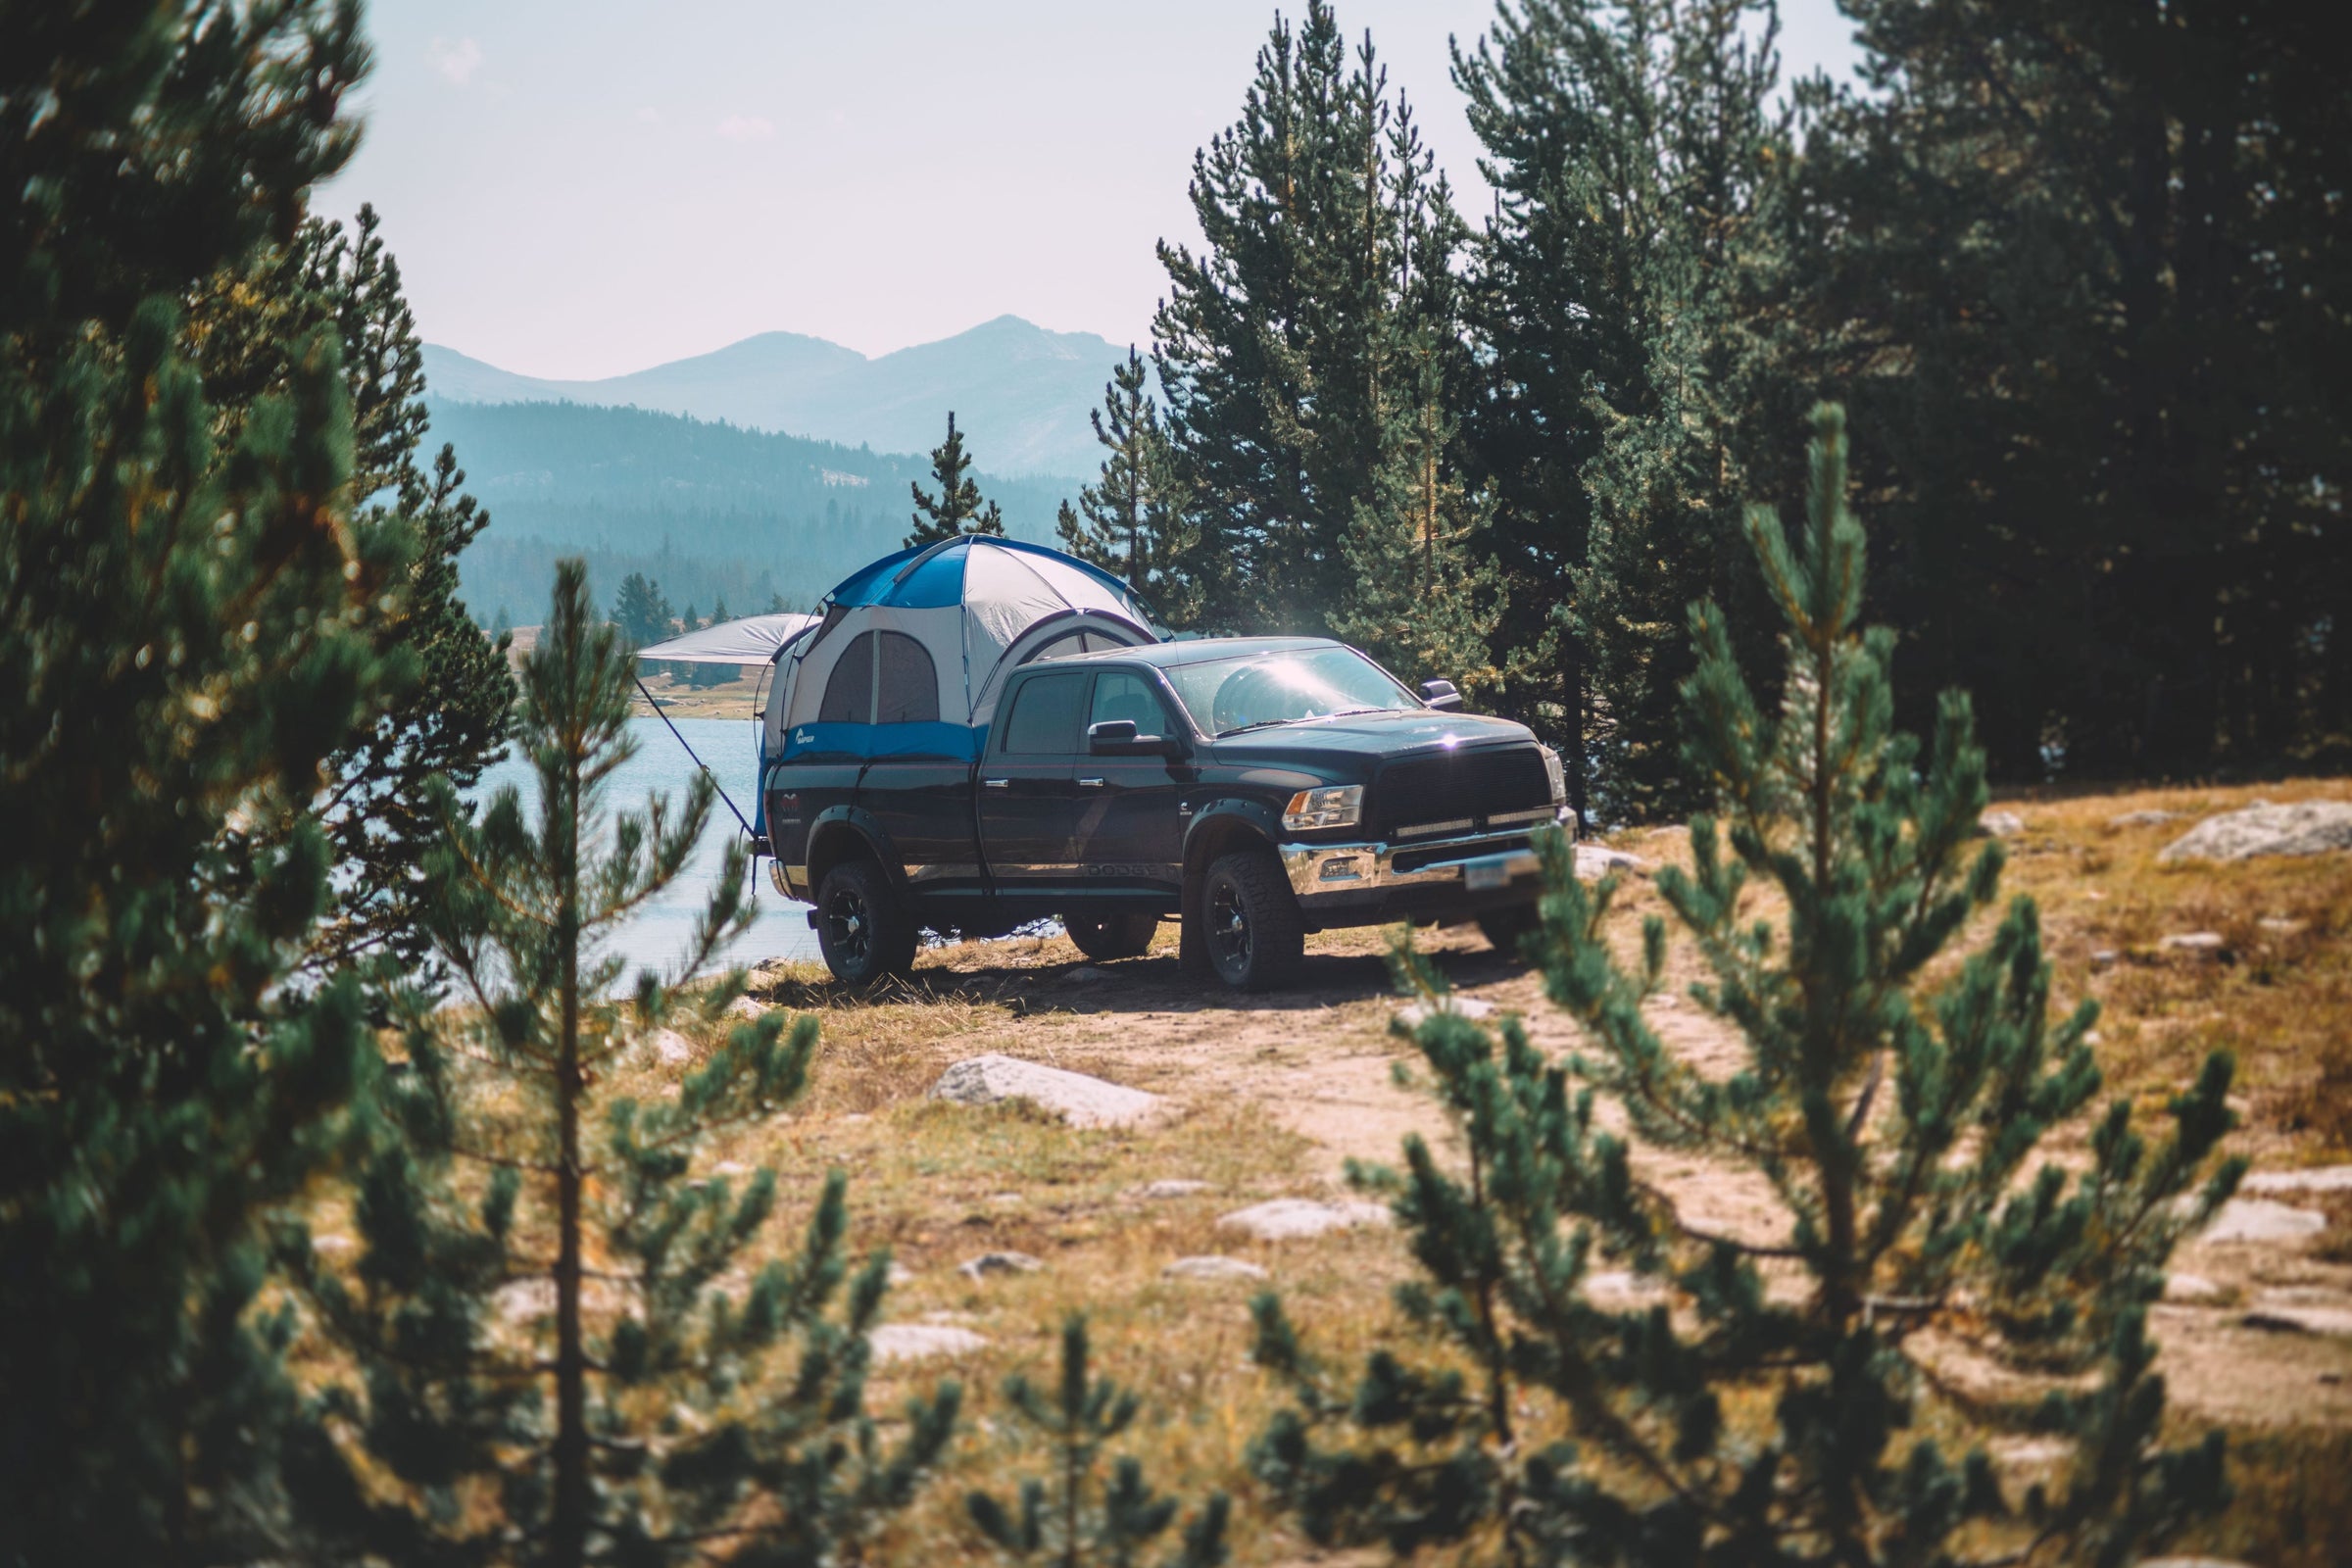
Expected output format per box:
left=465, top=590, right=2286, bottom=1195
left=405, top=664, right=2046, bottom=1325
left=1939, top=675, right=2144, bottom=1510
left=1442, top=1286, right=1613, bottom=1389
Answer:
left=1464, top=856, right=1511, bottom=891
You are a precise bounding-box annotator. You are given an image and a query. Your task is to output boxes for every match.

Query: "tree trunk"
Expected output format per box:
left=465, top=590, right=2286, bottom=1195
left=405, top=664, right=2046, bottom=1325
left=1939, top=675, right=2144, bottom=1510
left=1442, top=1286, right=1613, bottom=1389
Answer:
left=551, top=758, right=590, bottom=1567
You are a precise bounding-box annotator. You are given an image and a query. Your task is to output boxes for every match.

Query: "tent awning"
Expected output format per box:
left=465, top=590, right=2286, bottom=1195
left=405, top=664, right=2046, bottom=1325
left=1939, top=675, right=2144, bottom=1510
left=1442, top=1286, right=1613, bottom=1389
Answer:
left=638, top=612, right=818, bottom=665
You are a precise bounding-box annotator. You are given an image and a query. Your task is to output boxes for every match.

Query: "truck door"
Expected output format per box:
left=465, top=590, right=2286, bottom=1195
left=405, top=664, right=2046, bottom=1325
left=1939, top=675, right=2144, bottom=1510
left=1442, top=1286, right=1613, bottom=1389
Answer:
left=976, top=670, right=1091, bottom=904
left=1069, top=667, right=1186, bottom=903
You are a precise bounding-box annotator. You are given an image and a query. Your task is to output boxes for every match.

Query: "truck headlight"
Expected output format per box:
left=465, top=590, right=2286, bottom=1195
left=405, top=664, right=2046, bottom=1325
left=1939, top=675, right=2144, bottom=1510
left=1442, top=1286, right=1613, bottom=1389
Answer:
left=1282, top=785, right=1363, bottom=832
left=1540, top=746, right=1566, bottom=806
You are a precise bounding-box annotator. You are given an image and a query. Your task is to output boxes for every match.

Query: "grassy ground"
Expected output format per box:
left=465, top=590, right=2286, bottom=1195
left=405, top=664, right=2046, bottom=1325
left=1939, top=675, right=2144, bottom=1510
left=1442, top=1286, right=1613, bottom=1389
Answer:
left=322, top=776, right=2352, bottom=1564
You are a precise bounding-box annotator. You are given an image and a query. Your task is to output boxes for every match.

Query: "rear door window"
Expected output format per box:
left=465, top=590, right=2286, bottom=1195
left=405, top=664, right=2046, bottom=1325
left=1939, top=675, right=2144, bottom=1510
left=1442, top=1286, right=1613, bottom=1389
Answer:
left=999, top=672, right=1090, bottom=755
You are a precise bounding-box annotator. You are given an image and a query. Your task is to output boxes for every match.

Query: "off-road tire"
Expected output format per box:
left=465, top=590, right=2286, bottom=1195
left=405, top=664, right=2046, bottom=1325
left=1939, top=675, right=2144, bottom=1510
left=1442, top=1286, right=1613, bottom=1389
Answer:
left=1200, top=848, right=1304, bottom=990
left=1062, top=910, right=1159, bottom=961
left=1477, top=901, right=1542, bottom=957
left=814, top=859, right=917, bottom=986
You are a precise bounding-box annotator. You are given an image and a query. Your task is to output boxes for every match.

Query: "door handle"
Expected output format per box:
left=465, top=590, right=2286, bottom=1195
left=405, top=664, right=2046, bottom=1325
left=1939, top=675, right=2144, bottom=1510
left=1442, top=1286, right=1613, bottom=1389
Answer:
left=1077, top=777, right=1105, bottom=789
left=982, top=777, right=1009, bottom=790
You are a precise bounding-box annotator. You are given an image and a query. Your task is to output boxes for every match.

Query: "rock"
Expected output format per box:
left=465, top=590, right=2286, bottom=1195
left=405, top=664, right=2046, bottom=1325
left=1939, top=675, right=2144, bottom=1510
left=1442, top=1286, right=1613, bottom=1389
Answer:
left=1575, top=843, right=1647, bottom=879
left=2242, top=1302, right=2352, bottom=1338
left=2163, top=1272, right=2226, bottom=1304
left=727, top=994, right=769, bottom=1020
left=929, top=1054, right=1169, bottom=1130
left=2109, top=808, right=2181, bottom=827
left=1987, top=1436, right=2075, bottom=1468
left=2243, top=1164, right=2352, bottom=1195
left=311, top=1233, right=356, bottom=1254
left=2158, top=799, right=2352, bottom=863
left=1395, top=996, right=1496, bottom=1030
left=2199, top=1198, right=2327, bottom=1245
left=885, top=1262, right=915, bottom=1287
left=869, top=1323, right=988, bottom=1363
left=2138, top=1559, right=2261, bottom=1568
left=711, top=1160, right=749, bottom=1176
left=1217, top=1198, right=1391, bottom=1242
left=958, top=1250, right=1044, bottom=1281
left=1063, top=965, right=1109, bottom=984
left=1135, top=1179, right=1211, bottom=1200
left=2159, top=931, right=2227, bottom=953
left=1162, top=1255, right=1270, bottom=1282
left=2258, top=916, right=2307, bottom=936
left=1584, top=1269, right=1670, bottom=1307
left=1978, top=809, right=2026, bottom=838
left=2089, top=949, right=2121, bottom=969
left=650, top=1028, right=695, bottom=1065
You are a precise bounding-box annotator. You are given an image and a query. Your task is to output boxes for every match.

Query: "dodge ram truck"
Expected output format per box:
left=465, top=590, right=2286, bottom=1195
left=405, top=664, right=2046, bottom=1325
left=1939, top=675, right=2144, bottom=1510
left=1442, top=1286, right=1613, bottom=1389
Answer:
left=764, top=636, right=1570, bottom=988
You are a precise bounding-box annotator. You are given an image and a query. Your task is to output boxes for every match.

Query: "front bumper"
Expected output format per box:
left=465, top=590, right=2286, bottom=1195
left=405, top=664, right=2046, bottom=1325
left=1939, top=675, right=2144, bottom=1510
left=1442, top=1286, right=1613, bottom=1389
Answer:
left=1278, top=816, right=1565, bottom=912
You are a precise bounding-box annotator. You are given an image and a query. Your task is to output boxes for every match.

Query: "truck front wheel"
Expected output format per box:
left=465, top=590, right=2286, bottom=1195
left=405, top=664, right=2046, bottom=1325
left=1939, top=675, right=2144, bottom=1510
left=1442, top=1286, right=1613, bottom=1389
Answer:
left=814, top=859, right=917, bottom=987
left=1062, top=911, right=1158, bottom=961
left=1200, top=848, right=1304, bottom=990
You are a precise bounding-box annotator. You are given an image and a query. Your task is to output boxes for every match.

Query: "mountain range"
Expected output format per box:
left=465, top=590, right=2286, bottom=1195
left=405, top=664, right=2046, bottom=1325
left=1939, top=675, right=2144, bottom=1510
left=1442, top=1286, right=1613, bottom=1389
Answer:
left=423, top=315, right=1134, bottom=478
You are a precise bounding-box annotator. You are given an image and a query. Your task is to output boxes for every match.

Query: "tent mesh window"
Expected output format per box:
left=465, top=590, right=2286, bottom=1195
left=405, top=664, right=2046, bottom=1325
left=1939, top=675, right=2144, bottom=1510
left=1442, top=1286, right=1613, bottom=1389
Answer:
left=819, top=632, right=876, bottom=723
left=876, top=632, right=939, bottom=724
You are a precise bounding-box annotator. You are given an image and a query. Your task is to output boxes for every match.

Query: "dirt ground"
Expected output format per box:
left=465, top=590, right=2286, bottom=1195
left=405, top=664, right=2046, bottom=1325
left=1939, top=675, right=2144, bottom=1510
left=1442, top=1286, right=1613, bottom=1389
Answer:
left=664, top=777, right=2352, bottom=1563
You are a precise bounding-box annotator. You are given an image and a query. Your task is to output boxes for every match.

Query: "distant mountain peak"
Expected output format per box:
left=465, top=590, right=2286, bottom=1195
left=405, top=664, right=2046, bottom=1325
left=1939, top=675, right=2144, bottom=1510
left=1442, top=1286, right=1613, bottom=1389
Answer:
left=421, top=316, right=1121, bottom=476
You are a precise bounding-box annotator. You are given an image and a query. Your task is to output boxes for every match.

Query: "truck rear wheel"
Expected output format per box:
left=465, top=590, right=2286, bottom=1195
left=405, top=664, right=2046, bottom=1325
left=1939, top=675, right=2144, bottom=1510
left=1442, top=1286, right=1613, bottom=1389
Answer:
left=1062, top=911, right=1159, bottom=961
left=814, top=859, right=916, bottom=987
left=1200, top=848, right=1303, bottom=991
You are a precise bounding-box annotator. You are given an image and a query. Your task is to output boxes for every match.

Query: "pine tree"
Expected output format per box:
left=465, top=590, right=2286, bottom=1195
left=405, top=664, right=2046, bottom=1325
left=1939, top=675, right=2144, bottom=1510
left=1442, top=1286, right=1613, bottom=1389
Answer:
left=0, top=6, right=389, bottom=1559
left=1248, top=406, right=2240, bottom=1567
left=1152, top=4, right=1487, bottom=646
left=612, top=571, right=673, bottom=649
left=1331, top=322, right=1507, bottom=694
left=906, top=411, right=1006, bottom=548
left=289, top=563, right=960, bottom=1565
left=1455, top=0, right=1803, bottom=819
left=1055, top=348, right=1202, bottom=626
left=968, top=1314, right=1231, bottom=1568
left=1810, top=0, right=2351, bottom=775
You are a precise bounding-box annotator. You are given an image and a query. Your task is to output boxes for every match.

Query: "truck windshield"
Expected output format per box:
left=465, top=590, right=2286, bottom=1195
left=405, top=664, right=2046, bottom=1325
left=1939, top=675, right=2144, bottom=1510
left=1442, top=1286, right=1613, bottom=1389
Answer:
left=1163, top=647, right=1420, bottom=737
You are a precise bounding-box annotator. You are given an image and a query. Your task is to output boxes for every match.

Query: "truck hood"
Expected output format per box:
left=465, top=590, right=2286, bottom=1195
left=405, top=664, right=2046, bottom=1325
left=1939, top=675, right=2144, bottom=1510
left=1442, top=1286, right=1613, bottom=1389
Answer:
left=1206, top=709, right=1535, bottom=772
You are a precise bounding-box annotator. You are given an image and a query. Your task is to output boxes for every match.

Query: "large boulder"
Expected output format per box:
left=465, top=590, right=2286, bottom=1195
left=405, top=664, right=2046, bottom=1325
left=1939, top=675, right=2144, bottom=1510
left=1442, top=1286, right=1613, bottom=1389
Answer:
left=1217, top=1198, right=1391, bottom=1241
left=929, top=1054, right=1168, bottom=1130
left=2157, top=800, right=2352, bottom=863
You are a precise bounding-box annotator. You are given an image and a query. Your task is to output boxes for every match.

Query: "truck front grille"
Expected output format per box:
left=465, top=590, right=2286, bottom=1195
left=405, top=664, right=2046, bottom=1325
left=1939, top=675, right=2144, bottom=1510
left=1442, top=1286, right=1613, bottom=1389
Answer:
left=1371, top=746, right=1553, bottom=841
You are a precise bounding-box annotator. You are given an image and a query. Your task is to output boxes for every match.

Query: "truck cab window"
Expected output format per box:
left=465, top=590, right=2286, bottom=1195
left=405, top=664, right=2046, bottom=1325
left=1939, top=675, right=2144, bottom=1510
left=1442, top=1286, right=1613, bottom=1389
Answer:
left=1088, top=669, right=1166, bottom=734
left=1000, top=672, right=1088, bottom=754
left=818, top=632, right=875, bottom=723
left=876, top=631, right=939, bottom=723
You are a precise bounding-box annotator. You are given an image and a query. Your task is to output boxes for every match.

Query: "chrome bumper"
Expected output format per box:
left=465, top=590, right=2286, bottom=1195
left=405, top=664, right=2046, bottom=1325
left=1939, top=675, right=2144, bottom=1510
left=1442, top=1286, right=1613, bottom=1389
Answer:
left=1278, top=818, right=1563, bottom=900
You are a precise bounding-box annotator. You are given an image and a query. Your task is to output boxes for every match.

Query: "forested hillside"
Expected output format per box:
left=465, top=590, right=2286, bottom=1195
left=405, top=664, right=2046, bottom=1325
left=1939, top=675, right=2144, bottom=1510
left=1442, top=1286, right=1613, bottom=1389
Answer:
left=425, top=399, right=1075, bottom=622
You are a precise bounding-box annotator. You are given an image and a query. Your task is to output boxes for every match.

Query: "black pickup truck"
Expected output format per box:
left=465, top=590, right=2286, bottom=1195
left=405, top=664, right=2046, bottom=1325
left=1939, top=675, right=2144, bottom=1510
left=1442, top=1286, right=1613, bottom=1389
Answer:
left=764, top=637, right=1569, bottom=988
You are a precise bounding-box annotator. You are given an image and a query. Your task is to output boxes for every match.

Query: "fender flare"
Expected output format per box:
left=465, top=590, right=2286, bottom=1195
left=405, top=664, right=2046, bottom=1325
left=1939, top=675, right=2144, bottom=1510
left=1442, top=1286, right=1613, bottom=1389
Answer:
left=804, top=807, right=905, bottom=898
left=1180, top=800, right=1285, bottom=879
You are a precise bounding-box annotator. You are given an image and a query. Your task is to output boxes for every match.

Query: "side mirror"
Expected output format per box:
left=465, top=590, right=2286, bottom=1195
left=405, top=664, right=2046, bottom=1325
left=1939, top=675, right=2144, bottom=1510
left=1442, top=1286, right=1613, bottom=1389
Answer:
left=1088, top=719, right=1184, bottom=758
left=1420, top=678, right=1464, bottom=711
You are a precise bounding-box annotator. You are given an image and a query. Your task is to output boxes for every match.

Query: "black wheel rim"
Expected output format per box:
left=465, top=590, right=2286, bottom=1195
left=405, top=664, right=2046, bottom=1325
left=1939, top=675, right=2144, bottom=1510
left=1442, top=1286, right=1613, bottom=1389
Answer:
left=825, top=886, right=872, bottom=967
left=1208, top=878, right=1251, bottom=973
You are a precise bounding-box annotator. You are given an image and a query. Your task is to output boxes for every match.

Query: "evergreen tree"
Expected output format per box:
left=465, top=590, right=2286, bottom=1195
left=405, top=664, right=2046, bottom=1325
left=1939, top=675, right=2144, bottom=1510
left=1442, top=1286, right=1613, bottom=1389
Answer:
left=290, top=563, right=960, bottom=1565
left=1055, top=348, right=1202, bottom=626
left=193, top=205, right=521, bottom=980
left=1153, top=3, right=1492, bottom=654
left=906, top=411, right=1006, bottom=548
left=612, top=571, right=673, bottom=649
left=1248, top=406, right=2240, bottom=1567
left=1810, top=0, right=2350, bottom=774
left=968, top=1314, right=1231, bottom=1568
left=0, top=6, right=391, bottom=1559
left=1455, top=0, right=1802, bottom=819
left=1331, top=325, right=1507, bottom=693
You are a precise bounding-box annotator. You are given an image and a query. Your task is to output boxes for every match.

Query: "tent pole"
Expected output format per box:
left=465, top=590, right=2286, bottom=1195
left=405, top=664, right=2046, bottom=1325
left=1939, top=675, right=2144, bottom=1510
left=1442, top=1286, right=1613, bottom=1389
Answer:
left=635, top=677, right=761, bottom=846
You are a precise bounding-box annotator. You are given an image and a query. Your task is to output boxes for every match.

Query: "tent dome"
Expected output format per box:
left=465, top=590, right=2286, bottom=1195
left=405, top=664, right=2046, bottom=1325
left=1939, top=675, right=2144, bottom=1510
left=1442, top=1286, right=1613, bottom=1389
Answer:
left=764, top=537, right=1161, bottom=763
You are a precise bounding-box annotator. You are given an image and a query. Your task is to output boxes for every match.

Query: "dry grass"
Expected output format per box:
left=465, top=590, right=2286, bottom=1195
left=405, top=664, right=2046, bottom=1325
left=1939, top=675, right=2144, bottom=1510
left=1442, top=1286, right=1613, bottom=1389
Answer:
left=304, top=775, right=2352, bottom=1563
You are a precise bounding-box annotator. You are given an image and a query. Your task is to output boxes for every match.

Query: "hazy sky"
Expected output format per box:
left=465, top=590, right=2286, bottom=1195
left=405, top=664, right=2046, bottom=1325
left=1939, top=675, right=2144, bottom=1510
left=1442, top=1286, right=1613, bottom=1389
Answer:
left=328, top=1, right=1863, bottom=378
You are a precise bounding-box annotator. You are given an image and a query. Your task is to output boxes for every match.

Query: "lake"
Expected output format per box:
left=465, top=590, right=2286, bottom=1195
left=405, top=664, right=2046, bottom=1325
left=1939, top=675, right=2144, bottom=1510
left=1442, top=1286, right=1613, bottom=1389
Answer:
left=471, top=715, right=823, bottom=979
